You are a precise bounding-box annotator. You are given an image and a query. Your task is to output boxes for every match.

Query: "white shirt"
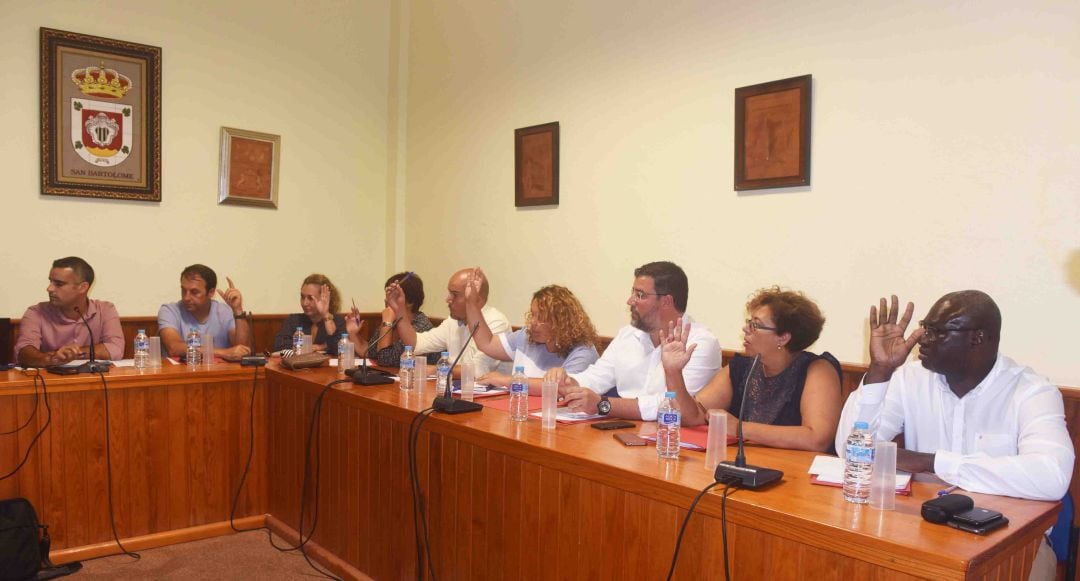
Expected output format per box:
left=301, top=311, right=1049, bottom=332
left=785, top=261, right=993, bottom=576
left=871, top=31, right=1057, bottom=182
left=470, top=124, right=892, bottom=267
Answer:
left=836, top=354, right=1074, bottom=501
left=569, top=315, right=722, bottom=421
left=413, top=305, right=512, bottom=376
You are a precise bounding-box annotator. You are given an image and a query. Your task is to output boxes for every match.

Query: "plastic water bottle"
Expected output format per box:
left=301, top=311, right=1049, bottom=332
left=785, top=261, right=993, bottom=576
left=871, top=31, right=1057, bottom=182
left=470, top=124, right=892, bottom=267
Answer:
left=509, top=366, right=529, bottom=421
left=656, top=391, right=681, bottom=459
left=843, top=421, right=875, bottom=504
left=399, top=346, right=416, bottom=391
left=292, top=326, right=305, bottom=354
left=436, top=351, right=451, bottom=394
left=133, top=329, right=150, bottom=369
left=185, top=328, right=202, bottom=367
left=337, top=333, right=353, bottom=375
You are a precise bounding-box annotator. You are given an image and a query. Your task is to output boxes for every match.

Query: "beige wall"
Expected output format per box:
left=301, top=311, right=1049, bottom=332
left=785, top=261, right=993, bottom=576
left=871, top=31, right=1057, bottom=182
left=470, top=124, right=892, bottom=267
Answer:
left=0, top=0, right=392, bottom=317
left=401, top=0, right=1080, bottom=386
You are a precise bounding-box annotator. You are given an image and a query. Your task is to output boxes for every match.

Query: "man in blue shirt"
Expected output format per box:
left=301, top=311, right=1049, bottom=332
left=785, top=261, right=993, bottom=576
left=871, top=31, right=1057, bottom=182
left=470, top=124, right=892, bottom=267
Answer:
left=157, top=264, right=252, bottom=359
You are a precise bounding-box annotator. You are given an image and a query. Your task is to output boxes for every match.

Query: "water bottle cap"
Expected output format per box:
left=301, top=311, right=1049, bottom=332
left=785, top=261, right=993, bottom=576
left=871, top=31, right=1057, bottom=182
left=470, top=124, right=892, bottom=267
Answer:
left=296, top=326, right=304, bottom=331
left=665, top=391, right=676, bottom=398
left=514, top=366, right=525, bottom=373
left=404, top=345, right=413, bottom=351
left=137, top=329, right=145, bottom=334
left=341, top=333, right=349, bottom=338
left=854, top=421, right=869, bottom=430
left=441, top=351, right=450, bottom=357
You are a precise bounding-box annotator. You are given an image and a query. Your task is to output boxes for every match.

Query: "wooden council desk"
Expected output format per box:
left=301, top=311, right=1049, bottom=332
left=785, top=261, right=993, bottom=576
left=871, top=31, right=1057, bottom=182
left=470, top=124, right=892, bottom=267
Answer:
left=265, top=365, right=1059, bottom=580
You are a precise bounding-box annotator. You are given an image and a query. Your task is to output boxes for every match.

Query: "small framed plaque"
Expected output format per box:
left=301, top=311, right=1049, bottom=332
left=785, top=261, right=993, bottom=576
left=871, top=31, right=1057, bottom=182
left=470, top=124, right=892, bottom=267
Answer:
left=734, top=75, right=812, bottom=191
left=218, top=127, right=280, bottom=209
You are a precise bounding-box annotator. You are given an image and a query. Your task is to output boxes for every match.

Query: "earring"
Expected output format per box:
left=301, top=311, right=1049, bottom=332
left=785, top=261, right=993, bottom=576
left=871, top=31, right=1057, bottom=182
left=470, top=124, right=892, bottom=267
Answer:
left=776, top=343, right=782, bottom=350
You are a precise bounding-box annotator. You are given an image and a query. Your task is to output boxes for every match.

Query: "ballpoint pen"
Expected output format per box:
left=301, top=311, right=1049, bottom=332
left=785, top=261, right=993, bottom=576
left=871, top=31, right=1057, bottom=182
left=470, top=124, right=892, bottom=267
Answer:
left=937, top=484, right=959, bottom=496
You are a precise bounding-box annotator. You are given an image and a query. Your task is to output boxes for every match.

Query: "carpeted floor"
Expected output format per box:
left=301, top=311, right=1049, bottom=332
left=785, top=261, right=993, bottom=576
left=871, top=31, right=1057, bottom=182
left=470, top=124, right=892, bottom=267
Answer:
left=69, top=531, right=336, bottom=580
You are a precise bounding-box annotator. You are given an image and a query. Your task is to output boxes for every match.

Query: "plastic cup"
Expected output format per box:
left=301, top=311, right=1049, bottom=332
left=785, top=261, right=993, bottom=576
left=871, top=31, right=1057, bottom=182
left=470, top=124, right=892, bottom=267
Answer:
left=202, top=335, right=215, bottom=366
left=461, top=360, right=475, bottom=401
left=415, top=358, right=427, bottom=392
left=148, top=337, right=162, bottom=368
left=541, top=379, right=558, bottom=430
left=870, top=441, right=897, bottom=510
left=705, top=410, right=728, bottom=471
left=302, top=334, right=313, bottom=354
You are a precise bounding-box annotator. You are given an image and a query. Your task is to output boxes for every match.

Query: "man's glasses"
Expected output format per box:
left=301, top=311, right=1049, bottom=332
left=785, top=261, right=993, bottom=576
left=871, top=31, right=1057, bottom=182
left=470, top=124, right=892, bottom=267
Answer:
left=919, top=321, right=977, bottom=342
left=629, top=288, right=665, bottom=301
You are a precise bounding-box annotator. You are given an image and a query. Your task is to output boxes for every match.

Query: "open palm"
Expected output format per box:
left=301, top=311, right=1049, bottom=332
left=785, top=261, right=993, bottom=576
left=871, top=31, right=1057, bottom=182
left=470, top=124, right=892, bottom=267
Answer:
left=869, top=295, right=924, bottom=369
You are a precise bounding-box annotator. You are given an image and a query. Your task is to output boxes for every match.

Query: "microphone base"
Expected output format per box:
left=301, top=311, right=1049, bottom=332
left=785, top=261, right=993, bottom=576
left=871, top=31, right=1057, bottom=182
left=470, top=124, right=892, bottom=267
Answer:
left=714, top=461, right=783, bottom=489
left=432, top=396, right=483, bottom=415
left=78, top=361, right=112, bottom=374
left=351, top=371, right=395, bottom=385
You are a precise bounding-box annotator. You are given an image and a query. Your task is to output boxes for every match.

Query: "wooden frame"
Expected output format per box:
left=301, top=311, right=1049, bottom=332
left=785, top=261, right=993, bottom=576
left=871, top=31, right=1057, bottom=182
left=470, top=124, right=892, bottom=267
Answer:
left=734, top=74, right=811, bottom=191
left=40, top=28, right=162, bottom=202
left=514, top=121, right=559, bottom=207
left=218, top=127, right=280, bottom=209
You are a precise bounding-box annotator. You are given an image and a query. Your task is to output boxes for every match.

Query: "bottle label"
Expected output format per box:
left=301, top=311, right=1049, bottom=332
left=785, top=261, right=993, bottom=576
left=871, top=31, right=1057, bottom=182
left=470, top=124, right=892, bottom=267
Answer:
left=437, top=365, right=450, bottom=375
left=401, top=359, right=415, bottom=369
left=846, top=443, right=874, bottom=463
left=660, top=411, right=680, bottom=426
left=136, top=339, right=148, bottom=350
left=510, top=382, right=527, bottom=394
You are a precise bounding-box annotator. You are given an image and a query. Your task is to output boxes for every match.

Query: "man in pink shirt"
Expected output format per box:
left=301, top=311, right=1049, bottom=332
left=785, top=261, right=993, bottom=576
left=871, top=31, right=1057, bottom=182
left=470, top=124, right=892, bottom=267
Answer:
left=14, top=257, right=124, bottom=367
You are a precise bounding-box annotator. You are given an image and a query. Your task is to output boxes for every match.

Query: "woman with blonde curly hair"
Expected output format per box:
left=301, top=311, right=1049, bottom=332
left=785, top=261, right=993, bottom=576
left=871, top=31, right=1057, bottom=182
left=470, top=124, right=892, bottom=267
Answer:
left=660, top=286, right=842, bottom=452
left=464, top=268, right=599, bottom=392
left=272, top=273, right=348, bottom=354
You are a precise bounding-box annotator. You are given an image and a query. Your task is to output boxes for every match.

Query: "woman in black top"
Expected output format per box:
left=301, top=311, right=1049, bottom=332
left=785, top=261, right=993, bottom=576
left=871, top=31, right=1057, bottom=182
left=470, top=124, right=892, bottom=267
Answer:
left=661, top=286, right=842, bottom=452
left=272, top=274, right=347, bottom=354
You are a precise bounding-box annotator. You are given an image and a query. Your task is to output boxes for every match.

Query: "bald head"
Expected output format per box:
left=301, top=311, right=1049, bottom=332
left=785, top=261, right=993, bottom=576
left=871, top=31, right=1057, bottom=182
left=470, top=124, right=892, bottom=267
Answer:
left=445, top=268, right=487, bottom=321
left=451, top=269, right=488, bottom=300
left=928, top=290, right=1001, bottom=344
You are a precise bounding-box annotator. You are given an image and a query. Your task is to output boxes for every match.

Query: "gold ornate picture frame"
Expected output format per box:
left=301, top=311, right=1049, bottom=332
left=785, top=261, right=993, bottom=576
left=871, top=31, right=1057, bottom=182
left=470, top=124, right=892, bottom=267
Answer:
left=218, top=127, right=281, bottom=209
left=40, top=28, right=162, bottom=202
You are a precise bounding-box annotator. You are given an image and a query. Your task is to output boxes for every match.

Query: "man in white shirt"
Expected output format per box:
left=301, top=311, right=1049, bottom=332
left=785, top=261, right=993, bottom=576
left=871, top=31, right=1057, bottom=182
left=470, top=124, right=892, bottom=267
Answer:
left=549, top=261, right=722, bottom=421
left=387, top=268, right=511, bottom=376
left=837, top=292, right=1072, bottom=580
left=837, top=291, right=1073, bottom=500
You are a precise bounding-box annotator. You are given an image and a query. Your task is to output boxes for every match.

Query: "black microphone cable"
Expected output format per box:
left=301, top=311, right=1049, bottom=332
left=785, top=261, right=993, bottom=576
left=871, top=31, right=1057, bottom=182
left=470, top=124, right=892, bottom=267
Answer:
left=96, top=370, right=140, bottom=560
left=0, top=371, right=42, bottom=435
left=408, top=407, right=437, bottom=581
left=666, top=477, right=741, bottom=581
left=0, top=370, right=52, bottom=481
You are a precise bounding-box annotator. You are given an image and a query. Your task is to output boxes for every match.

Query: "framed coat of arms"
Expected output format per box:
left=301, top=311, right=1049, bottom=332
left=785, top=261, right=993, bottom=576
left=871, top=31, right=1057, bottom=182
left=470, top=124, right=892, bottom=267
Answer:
left=40, top=28, right=162, bottom=202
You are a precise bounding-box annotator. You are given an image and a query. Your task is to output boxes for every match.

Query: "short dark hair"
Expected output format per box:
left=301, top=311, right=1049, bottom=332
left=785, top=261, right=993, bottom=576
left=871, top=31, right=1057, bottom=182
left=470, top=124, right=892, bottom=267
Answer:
left=747, top=286, right=825, bottom=352
left=386, top=272, right=425, bottom=311
left=52, top=256, right=95, bottom=286
left=634, top=261, right=688, bottom=312
left=181, top=264, right=217, bottom=291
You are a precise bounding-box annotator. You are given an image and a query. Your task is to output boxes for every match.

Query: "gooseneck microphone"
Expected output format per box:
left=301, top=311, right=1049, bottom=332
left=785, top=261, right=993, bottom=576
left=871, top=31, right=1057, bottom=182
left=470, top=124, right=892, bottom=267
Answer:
left=714, top=354, right=783, bottom=488
left=351, top=316, right=403, bottom=385
left=73, top=305, right=111, bottom=373
left=432, top=322, right=482, bottom=414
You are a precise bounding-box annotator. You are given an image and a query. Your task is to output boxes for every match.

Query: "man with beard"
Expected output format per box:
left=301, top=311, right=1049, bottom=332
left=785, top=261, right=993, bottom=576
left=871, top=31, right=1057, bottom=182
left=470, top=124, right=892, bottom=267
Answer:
left=836, top=292, right=1072, bottom=579
left=158, top=264, right=252, bottom=359
left=548, top=261, right=721, bottom=421
left=15, top=256, right=124, bottom=366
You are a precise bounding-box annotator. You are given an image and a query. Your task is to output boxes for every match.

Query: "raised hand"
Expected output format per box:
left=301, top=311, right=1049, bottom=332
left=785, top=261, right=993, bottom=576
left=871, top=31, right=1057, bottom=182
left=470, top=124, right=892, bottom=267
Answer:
left=385, top=282, right=407, bottom=315
left=314, top=284, right=331, bottom=319
left=866, top=295, right=925, bottom=382
left=464, top=268, right=485, bottom=305
left=660, top=318, right=697, bottom=374
left=346, top=307, right=365, bottom=336
left=216, top=276, right=244, bottom=315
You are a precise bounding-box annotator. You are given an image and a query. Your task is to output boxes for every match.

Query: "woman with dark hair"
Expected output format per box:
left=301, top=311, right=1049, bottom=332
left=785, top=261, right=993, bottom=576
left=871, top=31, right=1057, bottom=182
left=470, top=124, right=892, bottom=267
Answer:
left=272, top=274, right=348, bottom=354
left=660, top=286, right=842, bottom=452
left=356, top=272, right=438, bottom=366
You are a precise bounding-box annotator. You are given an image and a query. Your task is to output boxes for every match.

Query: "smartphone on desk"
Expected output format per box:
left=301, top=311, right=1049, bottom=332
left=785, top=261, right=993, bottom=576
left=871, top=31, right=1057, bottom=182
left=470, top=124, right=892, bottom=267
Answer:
left=591, top=420, right=635, bottom=430
left=948, top=508, right=1008, bottom=535
left=614, top=433, right=647, bottom=446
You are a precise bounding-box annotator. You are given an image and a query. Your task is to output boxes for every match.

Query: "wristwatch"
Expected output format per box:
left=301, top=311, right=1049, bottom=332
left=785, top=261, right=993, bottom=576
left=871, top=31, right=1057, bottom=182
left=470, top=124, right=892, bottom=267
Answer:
left=234, top=311, right=251, bottom=320
left=597, top=396, right=611, bottom=416
left=381, top=321, right=396, bottom=328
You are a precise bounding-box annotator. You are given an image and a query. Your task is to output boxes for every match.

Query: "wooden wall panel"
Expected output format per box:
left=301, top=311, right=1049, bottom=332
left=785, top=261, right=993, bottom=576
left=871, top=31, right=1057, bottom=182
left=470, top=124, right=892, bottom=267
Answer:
left=0, top=368, right=268, bottom=553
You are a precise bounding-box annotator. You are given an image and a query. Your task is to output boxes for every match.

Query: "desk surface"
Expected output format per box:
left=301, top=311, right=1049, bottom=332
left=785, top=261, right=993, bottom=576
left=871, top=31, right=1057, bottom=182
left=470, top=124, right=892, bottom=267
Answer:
left=267, top=364, right=1058, bottom=580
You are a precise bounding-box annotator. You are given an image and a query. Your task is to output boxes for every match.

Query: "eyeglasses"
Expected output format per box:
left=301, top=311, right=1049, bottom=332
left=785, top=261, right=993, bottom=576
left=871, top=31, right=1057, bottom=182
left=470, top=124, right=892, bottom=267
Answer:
left=919, top=321, right=977, bottom=342
left=745, top=319, right=778, bottom=333
left=629, top=288, right=665, bottom=301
